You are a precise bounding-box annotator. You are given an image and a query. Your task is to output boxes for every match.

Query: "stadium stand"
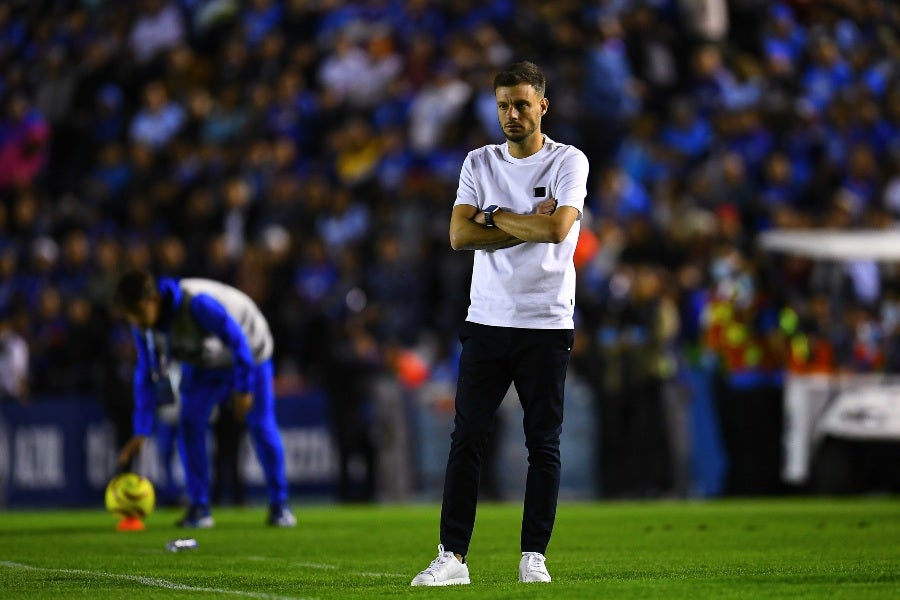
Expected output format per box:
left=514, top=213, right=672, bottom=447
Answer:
left=0, top=0, right=898, bottom=503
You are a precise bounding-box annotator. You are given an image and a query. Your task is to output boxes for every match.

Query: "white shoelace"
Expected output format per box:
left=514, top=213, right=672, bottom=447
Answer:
left=423, top=544, right=456, bottom=575
left=524, top=552, right=547, bottom=571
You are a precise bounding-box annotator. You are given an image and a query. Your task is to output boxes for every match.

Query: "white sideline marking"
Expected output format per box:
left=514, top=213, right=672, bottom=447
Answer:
left=293, top=562, right=337, bottom=570
left=0, top=561, right=313, bottom=600
left=253, top=557, right=403, bottom=578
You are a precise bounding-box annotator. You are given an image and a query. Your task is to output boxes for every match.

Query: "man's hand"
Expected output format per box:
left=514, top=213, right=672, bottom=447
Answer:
left=118, top=435, right=147, bottom=468
left=536, top=198, right=558, bottom=215
left=232, top=392, right=254, bottom=421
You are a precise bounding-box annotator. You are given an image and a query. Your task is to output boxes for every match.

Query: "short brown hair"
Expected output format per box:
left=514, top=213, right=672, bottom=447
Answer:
left=493, top=61, right=546, bottom=97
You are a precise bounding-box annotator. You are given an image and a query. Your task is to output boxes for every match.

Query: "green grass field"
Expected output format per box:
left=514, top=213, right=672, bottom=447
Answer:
left=1, top=498, right=898, bottom=599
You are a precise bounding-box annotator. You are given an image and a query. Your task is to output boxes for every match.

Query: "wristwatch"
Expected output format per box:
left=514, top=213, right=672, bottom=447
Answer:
left=483, top=205, right=501, bottom=227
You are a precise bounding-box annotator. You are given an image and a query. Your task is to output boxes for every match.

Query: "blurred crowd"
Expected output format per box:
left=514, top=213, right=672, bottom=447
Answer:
left=1, top=0, right=900, bottom=498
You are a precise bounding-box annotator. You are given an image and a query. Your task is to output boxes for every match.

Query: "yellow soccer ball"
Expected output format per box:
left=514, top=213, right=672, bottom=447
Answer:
left=105, top=473, right=155, bottom=519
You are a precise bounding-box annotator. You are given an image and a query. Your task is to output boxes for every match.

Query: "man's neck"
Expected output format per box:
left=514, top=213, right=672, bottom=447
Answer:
left=507, top=133, right=544, bottom=159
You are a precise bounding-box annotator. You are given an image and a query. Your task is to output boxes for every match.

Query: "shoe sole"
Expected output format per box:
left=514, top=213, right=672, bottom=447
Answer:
left=269, top=520, right=297, bottom=528
left=519, top=568, right=551, bottom=582
left=411, top=577, right=470, bottom=586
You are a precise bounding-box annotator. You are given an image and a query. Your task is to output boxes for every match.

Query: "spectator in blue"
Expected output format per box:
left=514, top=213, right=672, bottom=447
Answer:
left=593, top=165, right=652, bottom=222
left=316, top=186, right=371, bottom=256
left=267, top=69, right=319, bottom=155
left=115, top=269, right=296, bottom=528
left=659, top=97, right=712, bottom=171
left=389, top=0, right=447, bottom=48
left=582, top=15, right=640, bottom=172
left=762, top=4, right=806, bottom=68
left=242, top=0, right=283, bottom=49
left=801, top=34, right=853, bottom=114
left=129, top=81, right=185, bottom=151
left=374, top=127, right=415, bottom=192
left=616, top=114, right=670, bottom=186
left=366, top=230, right=424, bottom=346
left=86, top=143, right=132, bottom=213
left=852, top=97, right=895, bottom=159
left=840, top=142, right=881, bottom=212
left=0, top=4, right=27, bottom=63
left=689, top=45, right=740, bottom=117
left=759, top=151, right=803, bottom=211
left=89, top=85, right=126, bottom=146
left=29, top=284, right=67, bottom=395
left=726, top=108, right=775, bottom=178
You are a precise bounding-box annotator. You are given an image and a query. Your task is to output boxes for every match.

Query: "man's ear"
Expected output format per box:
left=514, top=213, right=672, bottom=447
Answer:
left=540, top=97, right=549, bottom=116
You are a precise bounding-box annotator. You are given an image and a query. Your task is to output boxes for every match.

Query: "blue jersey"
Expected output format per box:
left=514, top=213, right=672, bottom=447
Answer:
left=130, top=277, right=273, bottom=436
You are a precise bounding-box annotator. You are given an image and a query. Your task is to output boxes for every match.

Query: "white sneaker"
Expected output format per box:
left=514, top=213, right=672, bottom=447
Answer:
left=410, top=544, right=471, bottom=586
left=175, top=505, right=214, bottom=529
left=519, top=552, right=551, bottom=583
left=267, top=505, right=297, bottom=528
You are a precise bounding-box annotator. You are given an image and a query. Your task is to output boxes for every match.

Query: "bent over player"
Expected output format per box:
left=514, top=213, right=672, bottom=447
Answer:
left=115, top=269, right=296, bottom=528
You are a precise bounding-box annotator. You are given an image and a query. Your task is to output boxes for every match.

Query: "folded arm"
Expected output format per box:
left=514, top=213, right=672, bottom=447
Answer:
left=449, top=198, right=572, bottom=251
left=449, top=204, right=523, bottom=251
left=486, top=203, right=579, bottom=244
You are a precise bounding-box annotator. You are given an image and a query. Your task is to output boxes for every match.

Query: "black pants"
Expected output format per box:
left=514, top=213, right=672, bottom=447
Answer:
left=440, top=322, right=574, bottom=556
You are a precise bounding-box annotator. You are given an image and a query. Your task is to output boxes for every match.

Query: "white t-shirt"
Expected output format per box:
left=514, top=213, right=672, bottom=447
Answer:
left=454, top=135, right=589, bottom=329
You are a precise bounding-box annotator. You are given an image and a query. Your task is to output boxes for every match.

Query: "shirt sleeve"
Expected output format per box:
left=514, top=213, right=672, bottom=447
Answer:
left=453, top=151, right=479, bottom=208
left=189, top=293, right=256, bottom=394
left=131, top=327, right=156, bottom=437
left=555, top=149, right=590, bottom=216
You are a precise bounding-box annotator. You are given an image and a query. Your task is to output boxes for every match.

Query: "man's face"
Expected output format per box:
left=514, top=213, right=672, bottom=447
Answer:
left=123, top=296, right=160, bottom=330
left=495, top=83, right=547, bottom=143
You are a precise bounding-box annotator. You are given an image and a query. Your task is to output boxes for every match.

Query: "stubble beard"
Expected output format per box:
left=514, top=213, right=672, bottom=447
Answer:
left=503, top=125, right=536, bottom=144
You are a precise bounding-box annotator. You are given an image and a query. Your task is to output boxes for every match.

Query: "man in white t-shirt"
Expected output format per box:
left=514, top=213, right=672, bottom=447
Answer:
left=412, top=61, right=589, bottom=587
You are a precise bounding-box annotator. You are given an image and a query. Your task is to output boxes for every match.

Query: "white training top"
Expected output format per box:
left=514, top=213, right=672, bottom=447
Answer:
left=454, top=135, right=589, bottom=329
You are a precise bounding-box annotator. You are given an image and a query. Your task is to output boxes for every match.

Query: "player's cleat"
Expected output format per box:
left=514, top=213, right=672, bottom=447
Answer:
left=410, top=544, right=470, bottom=586
left=175, top=505, right=214, bottom=529
left=519, top=551, right=551, bottom=583
left=267, top=504, right=297, bottom=527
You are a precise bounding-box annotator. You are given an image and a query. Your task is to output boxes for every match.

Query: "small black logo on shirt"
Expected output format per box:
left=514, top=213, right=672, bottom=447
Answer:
left=534, top=187, right=546, bottom=197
